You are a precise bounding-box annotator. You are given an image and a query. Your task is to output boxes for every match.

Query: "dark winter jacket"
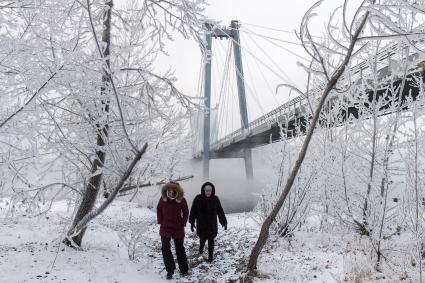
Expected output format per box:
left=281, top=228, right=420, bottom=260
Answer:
left=189, top=182, right=227, bottom=239
left=157, top=182, right=189, bottom=239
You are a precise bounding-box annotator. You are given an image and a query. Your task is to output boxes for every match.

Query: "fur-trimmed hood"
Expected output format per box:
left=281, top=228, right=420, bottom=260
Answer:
left=161, top=182, right=185, bottom=203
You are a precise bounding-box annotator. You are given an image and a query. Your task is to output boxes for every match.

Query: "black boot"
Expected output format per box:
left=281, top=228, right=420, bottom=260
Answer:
left=181, top=271, right=189, bottom=276
left=174, top=238, right=189, bottom=275
left=199, top=237, right=206, bottom=254
left=207, top=238, right=214, bottom=262
left=161, top=237, right=176, bottom=277
left=207, top=248, right=213, bottom=262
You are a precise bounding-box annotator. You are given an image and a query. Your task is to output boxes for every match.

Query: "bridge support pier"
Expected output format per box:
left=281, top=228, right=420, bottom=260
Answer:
left=202, top=20, right=254, bottom=180
left=202, top=22, right=213, bottom=180
left=232, top=20, right=253, bottom=180
left=244, top=149, right=253, bottom=180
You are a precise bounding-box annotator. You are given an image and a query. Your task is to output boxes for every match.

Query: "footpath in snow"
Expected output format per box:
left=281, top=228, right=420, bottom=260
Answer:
left=0, top=199, right=404, bottom=282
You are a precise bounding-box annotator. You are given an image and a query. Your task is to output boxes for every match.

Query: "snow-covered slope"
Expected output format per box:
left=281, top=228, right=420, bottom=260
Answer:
left=0, top=200, right=409, bottom=282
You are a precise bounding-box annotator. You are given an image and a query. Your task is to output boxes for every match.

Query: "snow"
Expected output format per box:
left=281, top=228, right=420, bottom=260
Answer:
left=0, top=200, right=167, bottom=283
left=0, top=199, right=413, bottom=282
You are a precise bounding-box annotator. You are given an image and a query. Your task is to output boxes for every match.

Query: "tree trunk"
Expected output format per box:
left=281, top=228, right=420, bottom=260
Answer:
left=375, top=51, right=409, bottom=267
left=247, top=11, right=370, bottom=273
left=64, top=0, right=112, bottom=248
left=68, top=144, right=147, bottom=241
left=362, top=86, right=377, bottom=227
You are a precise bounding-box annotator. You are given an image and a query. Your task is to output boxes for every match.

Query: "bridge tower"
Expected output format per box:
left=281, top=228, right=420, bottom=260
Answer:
left=202, top=20, right=253, bottom=180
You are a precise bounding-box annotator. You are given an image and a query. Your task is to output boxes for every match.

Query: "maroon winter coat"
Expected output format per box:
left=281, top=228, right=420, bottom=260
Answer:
left=157, top=182, right=189, bottom=239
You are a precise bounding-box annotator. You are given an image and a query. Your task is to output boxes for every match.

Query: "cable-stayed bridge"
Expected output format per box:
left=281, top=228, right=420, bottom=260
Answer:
left=192, top=20, right=425, bottom=180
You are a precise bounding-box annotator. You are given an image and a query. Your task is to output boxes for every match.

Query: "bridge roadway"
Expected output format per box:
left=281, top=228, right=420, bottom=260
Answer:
left=194, top=47, right=424, bottom=159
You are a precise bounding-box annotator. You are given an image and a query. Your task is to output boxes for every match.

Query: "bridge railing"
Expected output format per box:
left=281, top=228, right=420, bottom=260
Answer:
left=209, top=93, right=311, bottom=151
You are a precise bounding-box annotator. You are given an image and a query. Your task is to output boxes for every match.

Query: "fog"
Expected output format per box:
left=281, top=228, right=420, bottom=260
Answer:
left=134, top=145, right=277, bottom=214
left=181, top=157, right=264, bottom=213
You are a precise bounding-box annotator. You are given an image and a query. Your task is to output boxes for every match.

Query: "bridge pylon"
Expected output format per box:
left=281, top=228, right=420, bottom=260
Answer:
left=202, top=20, right=253, bottom=180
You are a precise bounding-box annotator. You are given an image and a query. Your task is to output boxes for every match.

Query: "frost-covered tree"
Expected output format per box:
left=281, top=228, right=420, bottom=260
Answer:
left=0, top=0, right=206, bottom=247
left=248, top=0, right=425, bottom=277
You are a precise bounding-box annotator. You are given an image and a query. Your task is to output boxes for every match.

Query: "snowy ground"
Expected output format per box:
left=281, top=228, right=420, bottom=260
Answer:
left=0, top=199, right=414, bottom=282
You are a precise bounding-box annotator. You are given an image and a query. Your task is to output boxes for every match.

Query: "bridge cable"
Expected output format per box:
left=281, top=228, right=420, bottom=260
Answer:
left=215, top=40, right=233, bottom=141
left=224, top=56, right=232, bottom=136
left=213, top=40, right=232, bottom=139
left=241, top=27, right=311, bottom=62
left=215, top=40, right=232, bottom=109
left=212, top=25, right=294, bottom=86
left=193, top=55, right=205, bottom=152
left=213, top=24, right=296, bottom=136
left=214, top=38, right=233, bottom=142
left=234, top=60, right=265, bottom=119
left=213, top=24, right=304, bottom=138
left=240, top=21, right=321, bottom=39
left=197, top=53, right=205, bottom=99
left=212, top=25, right=249, bottom=136
left=241, top=27, right=296, bottom=86
left=236, top=33, right=267, bottom=117
left=241, top=27, right=303, bottom=47
left=230, top=58, right=237, bottom=133
left=240, top=32, right=280, bottom=107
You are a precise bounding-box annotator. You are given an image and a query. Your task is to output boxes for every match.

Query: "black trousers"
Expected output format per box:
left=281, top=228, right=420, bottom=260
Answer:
left=161, top=236, right=188, bottom=274
left=199, top=237, right=214, bottom=259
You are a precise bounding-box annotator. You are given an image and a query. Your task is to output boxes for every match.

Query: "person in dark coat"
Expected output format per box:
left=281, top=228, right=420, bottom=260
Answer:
left=157, top=182, right=189, bottom=280
left=189, top=181, right=227, bottom=262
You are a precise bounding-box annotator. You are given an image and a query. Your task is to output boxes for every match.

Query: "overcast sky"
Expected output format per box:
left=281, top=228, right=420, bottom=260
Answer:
left=159, top=1, right=344, bottom=86
left=153, top=0, right=351, bottom=135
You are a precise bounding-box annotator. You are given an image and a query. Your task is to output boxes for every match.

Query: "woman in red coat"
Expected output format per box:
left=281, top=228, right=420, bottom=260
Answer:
left=157, top=182, right=189, bottom=280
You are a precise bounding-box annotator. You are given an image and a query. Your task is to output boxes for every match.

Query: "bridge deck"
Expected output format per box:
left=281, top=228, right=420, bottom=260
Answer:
left=193, top=43, right=425, bottom=159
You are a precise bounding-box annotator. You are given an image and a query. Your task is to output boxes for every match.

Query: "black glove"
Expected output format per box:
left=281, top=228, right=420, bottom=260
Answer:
left=190, top=222, right=196, bottom=232
left=222, top=224, right=227, bottom=230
